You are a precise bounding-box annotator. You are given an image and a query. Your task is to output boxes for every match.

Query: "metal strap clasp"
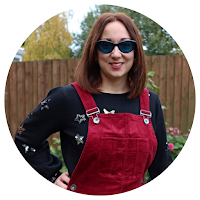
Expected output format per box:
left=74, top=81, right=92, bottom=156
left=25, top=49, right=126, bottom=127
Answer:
left=140, top=110, right=152, bottom=125
left=86, top=107, right=100, bottom=124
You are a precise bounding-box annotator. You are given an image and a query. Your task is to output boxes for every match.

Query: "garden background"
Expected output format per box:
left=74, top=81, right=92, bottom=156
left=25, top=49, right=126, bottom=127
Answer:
left=5, top=55, right=194, bottom=144
left=4, top=4, right=195, bottom=173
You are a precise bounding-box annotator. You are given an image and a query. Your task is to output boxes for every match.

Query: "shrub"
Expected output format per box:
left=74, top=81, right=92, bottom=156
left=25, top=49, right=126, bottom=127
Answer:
left=166, top=127, right=190, bottom=160
left=145, top=127, right=190, bottom=183
left=50, top=138, right=67, bottom=173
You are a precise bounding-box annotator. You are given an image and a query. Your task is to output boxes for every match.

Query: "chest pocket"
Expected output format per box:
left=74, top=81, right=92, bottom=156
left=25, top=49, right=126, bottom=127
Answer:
left=96, top=137, right=150, bottom=179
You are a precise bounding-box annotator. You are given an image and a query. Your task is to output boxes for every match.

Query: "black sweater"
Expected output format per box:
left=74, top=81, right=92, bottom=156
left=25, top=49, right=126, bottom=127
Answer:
left=15, top=84, right=173, bottom=182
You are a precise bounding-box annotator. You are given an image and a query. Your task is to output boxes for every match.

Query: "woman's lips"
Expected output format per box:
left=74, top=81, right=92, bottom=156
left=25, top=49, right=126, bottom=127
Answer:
left=110, top=62, right=124, bottom=69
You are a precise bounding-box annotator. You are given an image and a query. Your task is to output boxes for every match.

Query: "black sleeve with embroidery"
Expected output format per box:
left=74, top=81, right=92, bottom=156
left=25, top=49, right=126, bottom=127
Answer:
left=148, top=92, right=173, bottom=179
left=15, top=87, right=66, bottom=182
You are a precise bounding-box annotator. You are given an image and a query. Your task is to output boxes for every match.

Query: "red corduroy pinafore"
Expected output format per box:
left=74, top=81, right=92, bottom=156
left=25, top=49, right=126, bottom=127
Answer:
left=67, top=82, right=158, bottom=195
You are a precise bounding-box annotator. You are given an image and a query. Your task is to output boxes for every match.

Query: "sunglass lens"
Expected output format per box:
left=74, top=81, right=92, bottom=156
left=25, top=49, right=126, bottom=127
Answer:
left=97, top=41, right=113, bottom=53
left=119, top=41, right=135, bottom=53
left=97, top=40, right=136, bottom=53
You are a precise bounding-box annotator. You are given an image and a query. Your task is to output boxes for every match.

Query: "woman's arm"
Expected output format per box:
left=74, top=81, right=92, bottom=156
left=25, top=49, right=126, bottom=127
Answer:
left=15, top=87, right=66, bottom=182
left=148, top=92, right=173, bottom=179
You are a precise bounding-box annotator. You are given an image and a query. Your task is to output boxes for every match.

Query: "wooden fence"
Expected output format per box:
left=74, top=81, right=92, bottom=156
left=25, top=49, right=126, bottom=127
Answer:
left=5, top=55, right=195, bottom=146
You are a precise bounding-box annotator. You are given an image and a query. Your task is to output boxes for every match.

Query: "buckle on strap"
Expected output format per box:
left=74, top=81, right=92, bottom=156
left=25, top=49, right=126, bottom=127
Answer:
left=140, top=110, right=152, bottom=125
left=140, top=110, right=152, bottom=118
left=86, top=107, right=100, bottom=117
left=86, top=107, right=100, bottom=124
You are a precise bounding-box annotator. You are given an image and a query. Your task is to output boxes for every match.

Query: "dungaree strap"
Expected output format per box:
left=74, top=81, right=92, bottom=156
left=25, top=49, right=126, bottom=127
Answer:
left=139, top=88, right=152, bottom=125
left=72, top=82, right=150, bottom=112
left=71, top=82, right=98, bottom=111
left=71, top=82, right=100, bottom=124
left=139, top=88, right=150, bottom=111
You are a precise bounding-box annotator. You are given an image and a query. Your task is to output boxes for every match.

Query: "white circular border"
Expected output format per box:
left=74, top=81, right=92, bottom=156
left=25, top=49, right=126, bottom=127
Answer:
left=1, top=0, right=199, bottom=199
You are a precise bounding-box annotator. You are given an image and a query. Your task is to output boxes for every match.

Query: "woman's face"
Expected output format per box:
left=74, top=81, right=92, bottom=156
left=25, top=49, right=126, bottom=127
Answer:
left=97, top=21, right=134, bottom=84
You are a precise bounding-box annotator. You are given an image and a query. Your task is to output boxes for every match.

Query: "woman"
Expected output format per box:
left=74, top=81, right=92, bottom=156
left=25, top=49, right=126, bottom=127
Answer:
left=15, top=12, right=173, bottom=195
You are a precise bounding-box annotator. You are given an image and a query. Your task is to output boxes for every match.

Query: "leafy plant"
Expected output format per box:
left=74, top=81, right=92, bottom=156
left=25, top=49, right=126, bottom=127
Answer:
left=145, top=71, right=160, bottom=90
left=23, top=11, right=73, bottom=61
left=145, top=127, right=190, bottom=183
left=166, top=127, right=190, bottom=160
left=50, top=137, right=67, bottom=173
left=145, top=171, right=151, bottom=183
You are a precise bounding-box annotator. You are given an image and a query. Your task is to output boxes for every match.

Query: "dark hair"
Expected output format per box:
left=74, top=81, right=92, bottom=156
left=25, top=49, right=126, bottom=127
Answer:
left=74, top=12, right=146, bottom=99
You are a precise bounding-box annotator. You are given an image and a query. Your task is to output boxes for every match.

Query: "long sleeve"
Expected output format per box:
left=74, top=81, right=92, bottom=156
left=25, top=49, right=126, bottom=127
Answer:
left=148, top=93, right=173, bottom=179
left=15, top=87, right=67, bottom=181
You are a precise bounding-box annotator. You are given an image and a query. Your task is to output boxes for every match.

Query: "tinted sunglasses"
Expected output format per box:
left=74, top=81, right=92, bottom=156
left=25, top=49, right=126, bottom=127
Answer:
left=96, top=40, right=136, bottom=53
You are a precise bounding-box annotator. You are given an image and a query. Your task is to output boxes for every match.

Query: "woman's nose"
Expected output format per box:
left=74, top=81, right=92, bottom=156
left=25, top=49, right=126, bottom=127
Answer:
left=111, top=46, right=122, bottom=58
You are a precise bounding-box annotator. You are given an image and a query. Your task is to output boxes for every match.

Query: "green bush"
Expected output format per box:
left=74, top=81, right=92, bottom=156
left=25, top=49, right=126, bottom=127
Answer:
left=145, top=127, right=190, bottom=183
left=145, top=71, right=160, bottom=90
left=166, top=127, right=190, bottom=160
left=50, top=138, right=67, bottom=173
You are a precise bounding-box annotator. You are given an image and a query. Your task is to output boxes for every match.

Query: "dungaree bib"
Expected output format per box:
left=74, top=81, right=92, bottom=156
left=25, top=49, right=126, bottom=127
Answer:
left=67, top=82, right=158, bottom=195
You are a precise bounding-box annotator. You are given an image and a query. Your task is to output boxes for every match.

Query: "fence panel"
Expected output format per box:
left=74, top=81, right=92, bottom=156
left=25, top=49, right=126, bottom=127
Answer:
left=166, top=56, right=175, bottom=127
left=181, top=57, right=190, bottom=133
left=151, top=56, right=160, bottom=96
left=32, top=61, right=38, bottom=109
left=25, top=61, right=33, bottom=117
left=159, top=56, right=167, bottom=117
left=17, top=62, right=26, bottom=126
left=188, top=71, right=195, bottom=131
left=5, top=56, right=195, bottom=145
left=8, top=62, right=18, bottom=137
left=174, top=55, right=182, bottom=128
left=60, top=59, right=68, bottom=86
left=5, top=70, right=10, bottom=131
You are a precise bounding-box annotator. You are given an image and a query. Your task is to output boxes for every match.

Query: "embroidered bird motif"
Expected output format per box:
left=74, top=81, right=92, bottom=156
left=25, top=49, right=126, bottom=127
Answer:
left=103, top=108, right=115, bottom=114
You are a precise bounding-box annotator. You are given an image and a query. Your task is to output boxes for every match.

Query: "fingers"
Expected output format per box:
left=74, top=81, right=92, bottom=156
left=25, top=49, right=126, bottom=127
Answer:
left=55, top=179, right=68, bottom=189
left=65, top=171, right=69, bottom=176
left=54, top=172, right=70, bottom=189
left=61, top=172, right=70, bottom=185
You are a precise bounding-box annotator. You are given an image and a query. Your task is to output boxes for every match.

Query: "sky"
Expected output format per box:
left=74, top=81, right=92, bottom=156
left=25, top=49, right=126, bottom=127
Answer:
left=67, top=3, right=96, bottom=34
left=18, top=3, right=96, bottom=50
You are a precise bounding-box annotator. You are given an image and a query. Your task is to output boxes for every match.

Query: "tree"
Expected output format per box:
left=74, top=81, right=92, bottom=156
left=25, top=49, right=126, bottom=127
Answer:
left=23, top=11, right=73, bottom=61
left=72, top=5, right=182, bottom=57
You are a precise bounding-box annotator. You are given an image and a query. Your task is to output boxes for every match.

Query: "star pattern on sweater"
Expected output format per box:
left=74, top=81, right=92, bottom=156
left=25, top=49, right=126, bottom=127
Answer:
left=75, top=134, right=84, bottom=145
left=17, top=124, right=26, bottom=135
left=41, top=99, right=51, bottom=110
left=74, top=114, right=86, bottom=124
left=22, top=144, right=36, bottom=153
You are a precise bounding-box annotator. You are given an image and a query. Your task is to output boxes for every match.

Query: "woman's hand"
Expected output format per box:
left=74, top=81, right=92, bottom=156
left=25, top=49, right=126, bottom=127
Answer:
left=54, top=171, right=70, bottom=189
